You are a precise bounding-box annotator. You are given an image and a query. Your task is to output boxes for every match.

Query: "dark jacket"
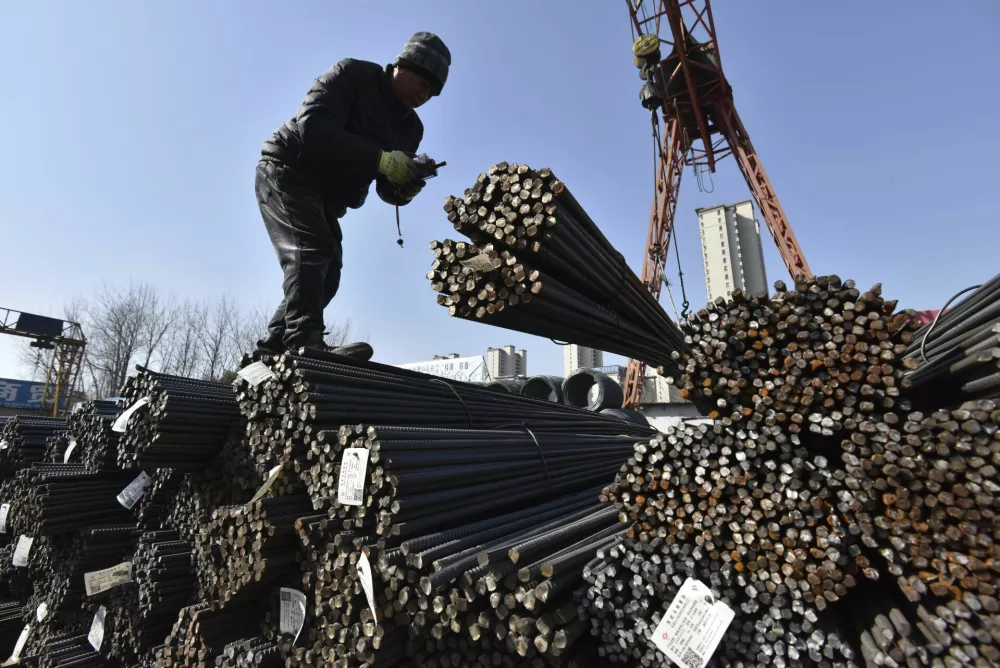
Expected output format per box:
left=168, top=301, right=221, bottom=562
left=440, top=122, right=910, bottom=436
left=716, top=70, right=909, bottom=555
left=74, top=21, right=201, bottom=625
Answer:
left=262, top=58, right=423, bottom=213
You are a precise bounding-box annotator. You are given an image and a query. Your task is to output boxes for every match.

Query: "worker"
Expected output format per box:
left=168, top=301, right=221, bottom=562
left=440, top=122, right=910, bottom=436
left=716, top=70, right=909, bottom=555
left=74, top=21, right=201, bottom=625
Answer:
left=253, top=32, right=451, bottom=361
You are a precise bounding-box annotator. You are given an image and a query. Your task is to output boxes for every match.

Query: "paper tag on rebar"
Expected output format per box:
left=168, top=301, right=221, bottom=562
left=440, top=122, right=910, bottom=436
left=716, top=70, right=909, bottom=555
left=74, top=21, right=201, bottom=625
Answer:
left=0, top=504, right=9, bottom=534
left=84, top=562, right=133, bottom=596
left=650, top=578, right=733, bottom=668
left=237, top=361, right=277, bottom=387
left=248, top=464, right=283, bottom=505
left=279, top=587, right=307, bottom=644
left=5, top=623, right=31, bottom=663
left=116, top=471, right=151, bottom=509
left=12, top=536, right=33, bottom=567
left=112, top=397, right=149, bottom=433
left=87, top=606, right=106, bottom=651
left=63, top=438, right=77, bottom=464
left=36, top=602, right=47, bottom=623
left=0, top=440, right=7, bottom=450
left=356, top=552, right=378, bottom=625
left=337, top=448, right=369, bottom=506
left=460, top=253, right=496, bottom=274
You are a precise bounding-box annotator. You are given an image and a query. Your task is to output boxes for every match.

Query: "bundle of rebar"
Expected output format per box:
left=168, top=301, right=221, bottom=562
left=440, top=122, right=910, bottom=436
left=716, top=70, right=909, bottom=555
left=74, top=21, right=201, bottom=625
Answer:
left=903, top=271, right=1000, bottom=409
left=284, top=416, right=640, bottom=667
left=0, top=598, right=27, bottom=656
left=23, top=526, right=140, bottom=656
left=22, top=631, right=121, bottom=667
left=428, top=163, right=688, bottom=374
left=42, top=401, right=122, bottom=469
left=4, top=466, right=138, bottom=536
left=0, top=417, right=67, bottom=474
left=106, top=530, right=197, bottom=665
left=671, top=276, right=917, bottom=426
left=117, top=368, right=242, bottom=470
left=194, top=494, right=316, bottom=604
left=152, top=597, right=269, bottom=667
left=580, top=275, right=1000, bottom=666
left=214, top=636, right=283, bottom=668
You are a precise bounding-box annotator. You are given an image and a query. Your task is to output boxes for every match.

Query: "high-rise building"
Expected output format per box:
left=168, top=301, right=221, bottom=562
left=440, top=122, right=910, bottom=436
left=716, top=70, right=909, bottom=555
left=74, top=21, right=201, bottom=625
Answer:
left=562, top=345, right=603, bottom=378
left=486, top=345, right=528, bottom=379
left=697, top=200, right=768, bottom=303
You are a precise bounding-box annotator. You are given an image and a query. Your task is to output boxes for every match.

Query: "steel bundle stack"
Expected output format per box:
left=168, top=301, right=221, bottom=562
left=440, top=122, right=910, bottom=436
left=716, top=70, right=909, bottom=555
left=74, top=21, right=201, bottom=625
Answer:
left=23, top=526, right=140, bottom=657
left=4, top=466, right=138, bottom=536
left=903, top=271, right=1000, bottom=409
left=228, top=350, right=655, bottom=667
left=117, top=369, right=242, bottom=470
left=427, top=162, right=688, bottom=375
left=105, top=530, right=197, bottom=666
left=0, top=417, right=67, bottom=474
left=581, top=275, right=1000, bottom=667
left=194, top=493, right=316, bottom=604
left=152, top=597, right=269, bottom=667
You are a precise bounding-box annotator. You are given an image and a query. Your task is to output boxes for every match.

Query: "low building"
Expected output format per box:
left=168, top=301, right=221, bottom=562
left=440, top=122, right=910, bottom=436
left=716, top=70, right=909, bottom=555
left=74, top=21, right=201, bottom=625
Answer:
left=397, top=355, right=490, bottom=383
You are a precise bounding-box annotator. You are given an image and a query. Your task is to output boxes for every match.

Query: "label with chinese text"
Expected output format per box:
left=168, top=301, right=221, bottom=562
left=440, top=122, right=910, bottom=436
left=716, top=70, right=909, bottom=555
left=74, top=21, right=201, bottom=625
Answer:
left=337, top=448, right=369, bottom=506
left=650, top=578, right=734, bottom=668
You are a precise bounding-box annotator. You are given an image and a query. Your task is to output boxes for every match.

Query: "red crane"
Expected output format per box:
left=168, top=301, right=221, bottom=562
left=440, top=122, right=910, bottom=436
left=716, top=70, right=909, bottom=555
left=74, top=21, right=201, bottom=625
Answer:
left=621, top=0, right=812, bottom=408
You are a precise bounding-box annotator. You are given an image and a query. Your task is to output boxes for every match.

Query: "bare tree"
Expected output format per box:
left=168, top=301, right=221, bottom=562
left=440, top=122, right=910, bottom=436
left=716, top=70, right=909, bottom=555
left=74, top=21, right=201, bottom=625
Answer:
left=160, top=300, right=205, bottom=378
left=198, top=295, right=238, bottom=381
left=229, top=306, right=271, bottom=366
left=82, top=282, right=161, bottom=397
left=137, top=292, right=178, bottom=369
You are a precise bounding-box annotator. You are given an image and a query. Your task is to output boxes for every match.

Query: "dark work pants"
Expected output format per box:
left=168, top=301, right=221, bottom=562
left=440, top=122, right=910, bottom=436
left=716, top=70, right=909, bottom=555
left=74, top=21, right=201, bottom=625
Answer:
left=255, top=160, right=344, bottom=352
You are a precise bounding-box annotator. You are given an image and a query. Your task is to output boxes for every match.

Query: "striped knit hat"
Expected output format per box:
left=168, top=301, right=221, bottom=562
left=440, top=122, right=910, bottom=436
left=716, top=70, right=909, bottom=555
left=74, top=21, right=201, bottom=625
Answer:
left=395, top=32, right=451, bottom=95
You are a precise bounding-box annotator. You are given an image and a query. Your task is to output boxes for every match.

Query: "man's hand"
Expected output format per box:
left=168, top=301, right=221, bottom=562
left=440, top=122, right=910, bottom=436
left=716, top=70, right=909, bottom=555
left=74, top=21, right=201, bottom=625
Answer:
left=399, top=178, right=425, bottom=201
left=378, top=151, right=419, bottom=185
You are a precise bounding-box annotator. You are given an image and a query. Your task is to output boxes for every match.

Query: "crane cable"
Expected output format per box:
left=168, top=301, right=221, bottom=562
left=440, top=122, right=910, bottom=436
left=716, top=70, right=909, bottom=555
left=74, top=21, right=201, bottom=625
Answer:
left=650, top=111, right=691, bottom=317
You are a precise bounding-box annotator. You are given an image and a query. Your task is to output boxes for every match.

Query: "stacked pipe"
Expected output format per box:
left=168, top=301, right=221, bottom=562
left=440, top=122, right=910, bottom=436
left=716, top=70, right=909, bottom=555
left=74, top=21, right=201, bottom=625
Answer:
left=0, top=417, right=67, bottom=474
left=105, top=530, right=197, bottom=666
left=194, top=493, right=316, bottom=604
left=117, top=368, right=242, bottom=470
left=902, top=271, right=1000, bottom=409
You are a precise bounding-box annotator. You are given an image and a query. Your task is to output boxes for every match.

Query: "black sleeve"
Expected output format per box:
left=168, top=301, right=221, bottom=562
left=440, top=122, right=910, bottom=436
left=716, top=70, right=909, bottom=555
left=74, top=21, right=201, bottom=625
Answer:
left=376, top=119, right=425, bottom=206
left=296, top=59, right=382, bottom=179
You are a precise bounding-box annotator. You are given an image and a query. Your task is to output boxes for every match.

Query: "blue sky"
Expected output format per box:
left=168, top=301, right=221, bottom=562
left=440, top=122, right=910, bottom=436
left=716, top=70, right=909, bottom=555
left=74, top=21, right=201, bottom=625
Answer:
left=2, top=1, right=998, bottom=379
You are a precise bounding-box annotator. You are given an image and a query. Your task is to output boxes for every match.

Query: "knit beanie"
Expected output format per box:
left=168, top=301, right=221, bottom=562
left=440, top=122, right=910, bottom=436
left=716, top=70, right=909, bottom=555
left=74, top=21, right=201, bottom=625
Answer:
left=395, top=32, right=451, bottom=95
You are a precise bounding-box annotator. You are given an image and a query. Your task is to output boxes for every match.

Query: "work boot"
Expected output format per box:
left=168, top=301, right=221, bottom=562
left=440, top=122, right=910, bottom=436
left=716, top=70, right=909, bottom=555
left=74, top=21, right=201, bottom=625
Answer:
left=330, top=342, right=374, bottom=362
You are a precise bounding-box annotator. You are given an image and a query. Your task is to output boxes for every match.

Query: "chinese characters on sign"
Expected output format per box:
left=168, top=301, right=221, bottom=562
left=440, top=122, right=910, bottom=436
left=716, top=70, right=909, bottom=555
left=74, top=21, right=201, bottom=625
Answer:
left=0, top=378, right=47, bottom=409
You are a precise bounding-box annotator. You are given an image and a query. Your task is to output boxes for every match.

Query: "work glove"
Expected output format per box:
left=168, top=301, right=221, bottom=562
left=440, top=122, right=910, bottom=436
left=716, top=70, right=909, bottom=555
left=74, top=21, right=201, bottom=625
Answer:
left=399, top=178, right=425, bottom=201
left=378, top=150, right=419, bottom=185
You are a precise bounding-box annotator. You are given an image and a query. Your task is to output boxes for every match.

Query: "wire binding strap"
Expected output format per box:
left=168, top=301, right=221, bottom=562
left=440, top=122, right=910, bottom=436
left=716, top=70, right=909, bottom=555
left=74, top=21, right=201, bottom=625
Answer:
left=428, top=378, right=474, bottom=429
left=919, top=283, right=983, bottom=364
left=491, top=421, right=553, bottom=491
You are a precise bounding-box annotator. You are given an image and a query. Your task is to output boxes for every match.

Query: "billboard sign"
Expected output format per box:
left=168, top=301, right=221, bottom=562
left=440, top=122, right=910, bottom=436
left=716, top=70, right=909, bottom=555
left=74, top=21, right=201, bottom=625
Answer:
left=0, top=378, right=48, bottom=409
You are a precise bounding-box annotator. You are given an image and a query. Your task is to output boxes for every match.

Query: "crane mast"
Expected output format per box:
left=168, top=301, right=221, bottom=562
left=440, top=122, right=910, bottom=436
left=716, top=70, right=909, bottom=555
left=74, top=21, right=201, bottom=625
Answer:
left=621, top=0, right=812, bottom=408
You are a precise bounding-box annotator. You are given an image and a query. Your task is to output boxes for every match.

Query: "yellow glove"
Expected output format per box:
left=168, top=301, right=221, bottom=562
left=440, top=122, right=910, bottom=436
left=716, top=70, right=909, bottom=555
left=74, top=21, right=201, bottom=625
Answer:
left=399, top=178, right=426, bottom=201
left=378, top=151, right=418, bottom=185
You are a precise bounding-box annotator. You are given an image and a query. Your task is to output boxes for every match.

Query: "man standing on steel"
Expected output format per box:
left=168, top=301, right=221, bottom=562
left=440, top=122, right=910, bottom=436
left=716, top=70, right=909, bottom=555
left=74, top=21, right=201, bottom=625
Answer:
left=253, top=32, right=451, bottom=360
